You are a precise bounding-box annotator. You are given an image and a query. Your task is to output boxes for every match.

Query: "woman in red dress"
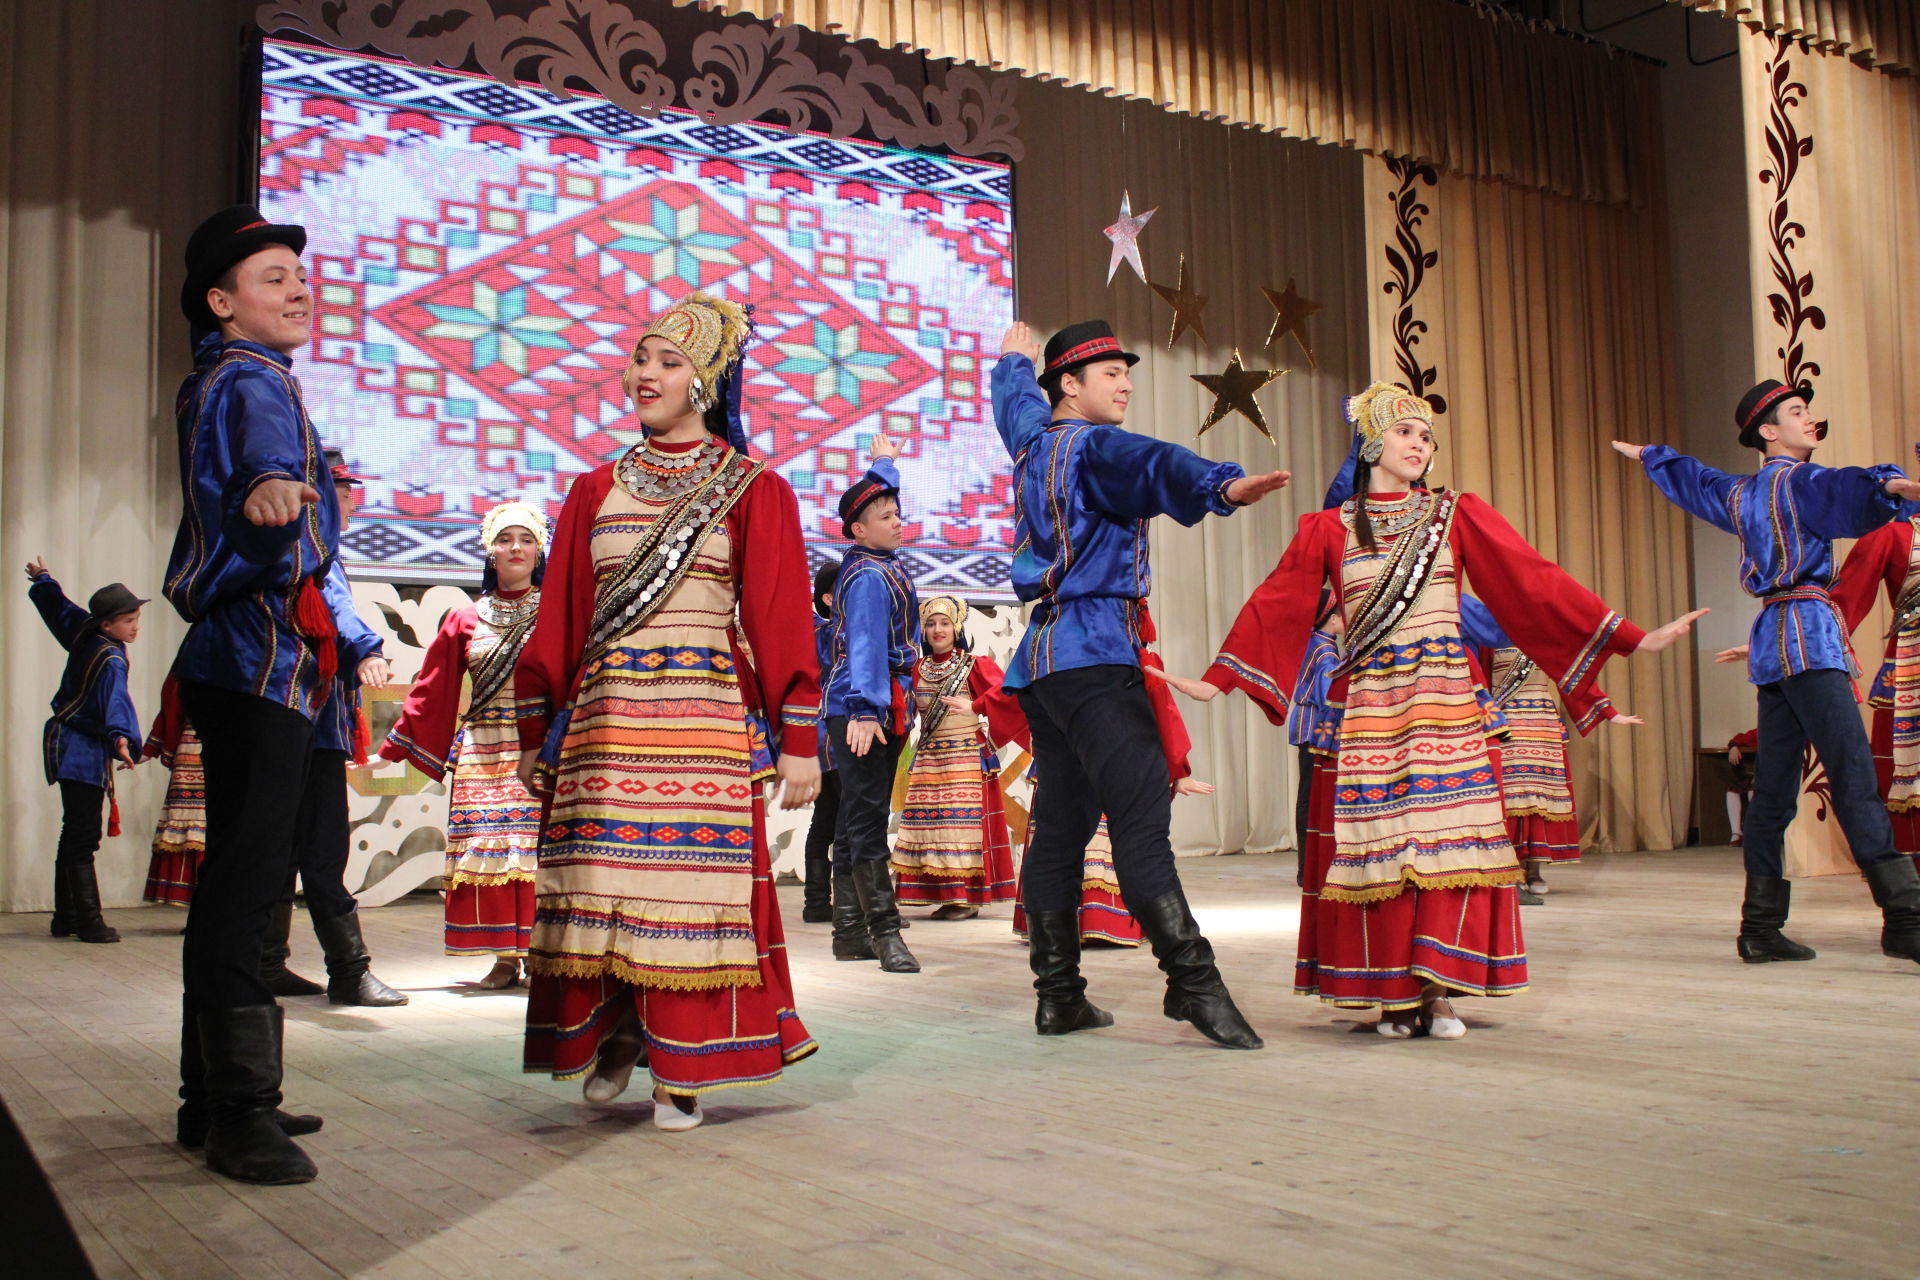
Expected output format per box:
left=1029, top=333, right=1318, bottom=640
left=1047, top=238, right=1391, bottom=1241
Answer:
left=513, top=292, right=821, bottom=1130
left=1159, top=383, right=1700, bottom=1038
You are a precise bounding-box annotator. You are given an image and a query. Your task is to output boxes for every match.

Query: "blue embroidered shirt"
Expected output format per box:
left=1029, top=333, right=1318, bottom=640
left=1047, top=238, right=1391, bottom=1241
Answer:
left=990, top=353, right=1245, bottom=690
left=824, top=521, right=919, bottom=725
left=1285, top=629, right=1341, bottom=752
left=813, top=613, right=838, bottom=767
left=1640, top=445, right=1906, bottom=685
left=164, top=334, right=343, bottom=719
left=313, top=563, right=385, bottom=753
left=30, top=574, right=141, bottom=787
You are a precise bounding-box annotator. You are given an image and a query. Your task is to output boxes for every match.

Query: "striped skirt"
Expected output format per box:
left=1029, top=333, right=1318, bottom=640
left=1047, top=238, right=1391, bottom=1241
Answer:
left=895, top=730, right=1016, bottom=907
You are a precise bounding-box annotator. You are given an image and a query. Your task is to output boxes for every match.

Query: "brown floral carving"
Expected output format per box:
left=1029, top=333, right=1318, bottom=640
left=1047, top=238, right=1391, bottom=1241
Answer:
left=1800, top=747, right=1833, bottom=821
left=1379, top=155, right=1447, bottom=415
left=1757, top=31, right=1824, bottom=388
left=255, top=0, right=1022, bottom=159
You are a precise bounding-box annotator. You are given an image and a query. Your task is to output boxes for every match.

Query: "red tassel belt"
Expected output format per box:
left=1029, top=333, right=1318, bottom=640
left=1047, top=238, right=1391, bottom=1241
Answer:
left=290, top=576, right=339, bottom=704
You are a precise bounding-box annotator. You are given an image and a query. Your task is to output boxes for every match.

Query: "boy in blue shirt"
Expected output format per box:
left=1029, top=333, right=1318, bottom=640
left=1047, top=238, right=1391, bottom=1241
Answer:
left=1616, top=379, right=1920, bottom=965
left=25, top=560, right=143, bottom=944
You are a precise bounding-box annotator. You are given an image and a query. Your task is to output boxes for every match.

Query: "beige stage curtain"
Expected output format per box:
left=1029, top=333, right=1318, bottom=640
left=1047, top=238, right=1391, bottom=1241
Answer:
left=1, top=0, right=254, bottom=911
left=1735, top=28, right=1920, bottom=872
left=1360, top=151, right=1696, bottom=852
left=1682, top=0, right=1918, bottom=72
left=1013, top=81, right=1368, bottom=857
left=694, top=0, right=1660, bottom=205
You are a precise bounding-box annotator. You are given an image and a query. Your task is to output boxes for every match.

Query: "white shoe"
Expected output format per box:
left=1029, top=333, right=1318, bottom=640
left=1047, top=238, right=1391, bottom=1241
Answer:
left=582, top=1041, right=643, bottom=1103
left=1376, top=1018, right=1414, bottom=1039
left=1526, top=878, right=1549, bottom=896
left=652, top=1093, right=705, bottom=1131
left=1424, top=998, right=1467, bottom=1040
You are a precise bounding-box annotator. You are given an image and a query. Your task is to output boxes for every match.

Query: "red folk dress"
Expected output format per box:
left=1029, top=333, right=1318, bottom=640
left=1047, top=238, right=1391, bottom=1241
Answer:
left=1205, top=491, right=1642, bottom=1011
left=379, top=592, right=546, bottom=957
left=514, top=437, right=821, bottom=1097
left=142, top=677, right=205, bottom=907
left=893, top=652, right=1027, bottom=908
left=1831, top=518, right=1920, bottom=855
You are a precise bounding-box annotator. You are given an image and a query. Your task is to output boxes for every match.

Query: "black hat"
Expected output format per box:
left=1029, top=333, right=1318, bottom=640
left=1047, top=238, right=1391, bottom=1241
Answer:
left=87, top=583, right=148, bottom=622
left=1040, top=320, right=1139, bottom=386
left=1736, top=379, right=1815, bottom=449
left=838, top=470, right=900, bottom=539
left=180, top=204, right=307, bottom=331
left=324, top=446, right=366, bottom=486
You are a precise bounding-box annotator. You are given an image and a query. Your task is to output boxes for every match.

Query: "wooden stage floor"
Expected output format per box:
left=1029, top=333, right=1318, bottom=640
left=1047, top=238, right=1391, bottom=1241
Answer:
left=2, top=849, right=1914, bottom=1279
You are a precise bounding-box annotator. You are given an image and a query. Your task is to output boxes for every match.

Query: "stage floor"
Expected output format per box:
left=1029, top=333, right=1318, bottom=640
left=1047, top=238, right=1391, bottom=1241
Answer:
left=2, top=849, right=1913, bottom=1279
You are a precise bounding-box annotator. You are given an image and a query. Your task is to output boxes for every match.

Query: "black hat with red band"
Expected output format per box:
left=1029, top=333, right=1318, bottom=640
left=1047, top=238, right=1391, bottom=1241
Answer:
left=1040, top=320, right=1140, bottom=389
left=1735, top=378, right=1815, bottom=450
left=838, top=470, right=900, bottom=539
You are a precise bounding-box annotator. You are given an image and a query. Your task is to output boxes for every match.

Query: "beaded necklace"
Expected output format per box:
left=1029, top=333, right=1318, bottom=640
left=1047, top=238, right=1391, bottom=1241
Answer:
left=615, top=436, right=725, bottom=501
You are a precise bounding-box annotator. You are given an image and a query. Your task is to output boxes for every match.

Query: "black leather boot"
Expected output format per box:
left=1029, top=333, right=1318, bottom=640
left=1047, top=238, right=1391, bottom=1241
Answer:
left=312, top=911, right=409, bottom=1006
left=198, top=1005, right=318, bottom=1184
left=260, top=902, right=325, bottom=996
left=801, top=851, right=833, bottom=924
left=1027, top=909, right=1112, bottom=1035
left=1737, top=874, right=1816, bottom=962
left=1863, top=856, right=1920, bottom=964
left=1134, top=888, right=1262, bottom=1049
left=852, top=860, right=919, bottom=973
left=830, top=873, right=876, bottom=961
left=50, top=858, right=73, bottom=937
left=66, top=860, right=120, bottom=944
left=179, top=1008, right=320, bottom=1149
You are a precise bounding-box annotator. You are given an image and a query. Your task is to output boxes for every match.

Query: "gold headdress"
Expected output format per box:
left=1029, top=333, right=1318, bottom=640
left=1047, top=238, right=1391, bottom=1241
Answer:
left=1345, top=381, right=1437, bottom=463
left=636, top=290, right=753, bottom=415
left=920, top=595, right=969, bottom=631
left=480, top=500, right=550, bottom=554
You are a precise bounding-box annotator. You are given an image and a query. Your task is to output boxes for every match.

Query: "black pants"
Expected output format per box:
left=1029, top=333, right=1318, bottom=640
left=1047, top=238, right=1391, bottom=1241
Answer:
left=1745, top=668, right=1899, bottom=876
left=826, top=716, right=905, bottom=873
left=180, top=682, right=315, bottom=1010
left=284, top=748, right=356, bottom=923
left=1017, top=664, right=1177, bottom=915
left=56, top=780, right=105, bottom=871
left=804, top=767, right=841, bottom=865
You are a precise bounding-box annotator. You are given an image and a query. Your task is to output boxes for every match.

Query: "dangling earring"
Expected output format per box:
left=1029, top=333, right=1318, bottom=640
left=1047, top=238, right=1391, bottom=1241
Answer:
left=689, top=375, right=714, bottom=415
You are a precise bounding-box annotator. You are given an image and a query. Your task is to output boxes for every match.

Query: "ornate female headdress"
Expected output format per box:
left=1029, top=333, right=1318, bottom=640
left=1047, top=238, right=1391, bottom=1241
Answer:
left=1345, top=381, right=1437, bottom=464
left=636, top=290, right=755, bottom=451
left=920, top=595, right=969, bottom=631
left=480, top=500, right=550, bottom=554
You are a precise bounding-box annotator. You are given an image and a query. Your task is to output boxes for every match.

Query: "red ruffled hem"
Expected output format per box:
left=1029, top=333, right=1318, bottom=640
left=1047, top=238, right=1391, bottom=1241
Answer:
left=1506, top=811, right=1580, bottom=864
left=1013, top=881, right=1142, bottom=946
left=445, top=878, right=536, bottom=956
left=143, top=848, right=201, bottom=906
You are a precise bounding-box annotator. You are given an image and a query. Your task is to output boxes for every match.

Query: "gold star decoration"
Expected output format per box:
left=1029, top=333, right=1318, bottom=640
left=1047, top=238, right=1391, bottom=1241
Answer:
left=1262, top=278, right=1325, bottom=368
left=1148, top=254, right=1209, bottom=349
left=1192, top=350, right=1287, bottom=442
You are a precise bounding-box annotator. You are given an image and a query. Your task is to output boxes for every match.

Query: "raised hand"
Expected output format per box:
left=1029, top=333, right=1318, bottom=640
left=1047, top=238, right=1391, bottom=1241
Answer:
left=1225, top=470, right=1291, bottom=507
left=1635, top=608, right=1710, bottom=654
left=1611, top=440, right=1647, bottom=462
left=870, top=431, right=901, bottom=462
left=23, top=556, right=46, bottom=581
left=1000, top=321, right=1041, bottom=364
left=243, top=478, right=320, bottom=527
left=1143, top=665, right=1221, bottom=703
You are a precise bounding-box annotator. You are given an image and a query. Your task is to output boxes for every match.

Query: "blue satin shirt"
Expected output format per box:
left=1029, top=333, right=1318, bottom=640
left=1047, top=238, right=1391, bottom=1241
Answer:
left=31, top=574, right=141, bottom=787
left=824, top=520, right=920, bottom=725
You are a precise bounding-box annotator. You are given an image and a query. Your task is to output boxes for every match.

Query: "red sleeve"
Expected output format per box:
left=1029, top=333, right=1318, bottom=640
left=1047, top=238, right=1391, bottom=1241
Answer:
left=143, top=674, right=186, bottom=763
left=1832, top=519, right=1909, bottom=633
left=1731, top=729, right=1758, bottom=751
left=1561, top=680, right=1617, bottom=735
left=516, top=466, right=614, bottom=752
left=1141, top=648, right=1194, bottom=783
left=731, top=468, right=821, bottom=758
left=966, top=654, right=1029, bottom=750
left=1451, top=492, right=1645, bottom=707
left=1202, top=509, right=1342, bottom=726
left=377, top=605, right=475, bottom=781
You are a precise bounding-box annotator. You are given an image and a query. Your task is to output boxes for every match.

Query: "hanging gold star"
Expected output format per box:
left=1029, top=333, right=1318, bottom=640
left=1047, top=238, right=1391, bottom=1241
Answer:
left=1262, top=278, right=1325, bottom=368
left=1192, top=350, right=1287, bottom=442
left=1148, top=254, right=1209, bottom=349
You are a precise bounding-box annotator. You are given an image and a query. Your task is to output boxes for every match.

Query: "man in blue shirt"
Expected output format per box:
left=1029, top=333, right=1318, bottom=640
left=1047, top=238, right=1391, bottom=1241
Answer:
left=801, top=562, right=841, bottom=924
left=1616, top=378, right=1920, bottom=966
left=164, top=204, right=349, bottom=1184
left=25, top=562, right=144, bottom=944
left=991, top=320, right=1289, bottom=1048
left=822, top=434, right=921, bottom=973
